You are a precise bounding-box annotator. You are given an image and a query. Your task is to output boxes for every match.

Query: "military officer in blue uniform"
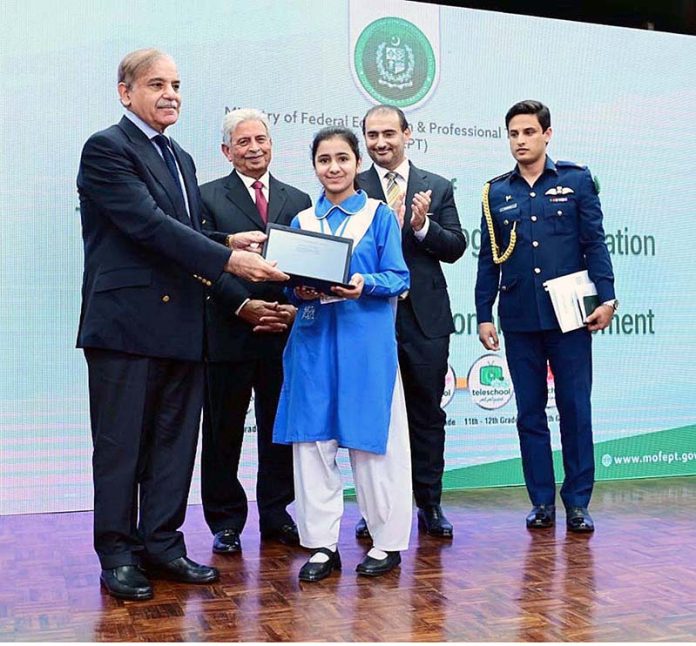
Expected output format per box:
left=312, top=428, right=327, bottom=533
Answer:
left=474, top=100, right=617, bottom=532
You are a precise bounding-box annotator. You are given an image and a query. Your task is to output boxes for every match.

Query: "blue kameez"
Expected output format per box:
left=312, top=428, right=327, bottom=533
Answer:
left=273, top=190, right=409, bottom=455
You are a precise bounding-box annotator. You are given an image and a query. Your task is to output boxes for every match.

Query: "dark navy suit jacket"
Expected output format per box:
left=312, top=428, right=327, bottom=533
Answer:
left=475, top=157, right=615, bottom=332
left=357, top=163, right=466, bottom=339
left=76, top=116, right=230, bottom=361
left=199, top=170, right=311, bottom=363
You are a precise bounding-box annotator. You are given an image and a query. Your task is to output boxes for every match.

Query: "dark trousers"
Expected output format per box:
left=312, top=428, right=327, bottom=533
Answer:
left=396, top=299, right=450, bottom=509
left=84, top=348, right=204, bottom=569
left=201, top=357, right=294, bottom=535
left=504, top=328, right=594, bottom=509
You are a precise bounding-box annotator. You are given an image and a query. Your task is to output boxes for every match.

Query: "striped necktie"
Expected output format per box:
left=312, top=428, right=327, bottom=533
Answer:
left=385, top=171, right=401, bottom=208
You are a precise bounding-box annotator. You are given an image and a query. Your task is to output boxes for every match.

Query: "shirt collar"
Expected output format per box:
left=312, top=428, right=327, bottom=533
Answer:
left=315, top=189, right=367, bottom=218
left=374, top=157, right=410, bottom=183
left=511, top=155, right=557, bottom=180
left=124, top=110, right=162, bottom=141
left=235, top=169, right=270, bottom=190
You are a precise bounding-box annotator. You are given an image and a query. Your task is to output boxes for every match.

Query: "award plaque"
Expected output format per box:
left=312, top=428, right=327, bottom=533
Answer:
left=262, top=223, right=354, bottom=290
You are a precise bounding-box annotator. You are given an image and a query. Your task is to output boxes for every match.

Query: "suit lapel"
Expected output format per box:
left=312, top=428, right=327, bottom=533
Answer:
left=118, top=118, right=190, bottom=226
left=267, top=175, right=287, bottom=225
left=171, top=140, right=200, bottom=231
left=404, top=161, right=428, bottom=235
left=362, top=166, right=387, bottom=202
left=224, top=171, right=266, bottom=230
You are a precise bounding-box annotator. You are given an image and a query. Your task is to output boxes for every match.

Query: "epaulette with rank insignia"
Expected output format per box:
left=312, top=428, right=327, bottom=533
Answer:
left=556, top=160, right=586, bottom=170
left=556, top=161, right=599, bottom=194
left=486, top=170, right=513, bottom=185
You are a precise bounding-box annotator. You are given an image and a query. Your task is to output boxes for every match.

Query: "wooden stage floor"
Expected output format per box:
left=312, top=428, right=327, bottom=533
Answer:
left=1, top=476, right=695, bottom=642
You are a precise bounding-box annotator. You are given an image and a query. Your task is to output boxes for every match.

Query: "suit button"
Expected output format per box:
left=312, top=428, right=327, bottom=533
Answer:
left=534, top=267, right=541, bottom=274
left=206, top=295, right=211, bottom=301
left=162, top=295, right=170, bottom=303
left=557, top=210, right=563, bottom=216
left=503, top=219, right=509, bottom=225
left=531, top=215, right=537, bottom=222
left=532, top=240, right=539, bottom=247
left=530, top=191, right=536, bottom=197
left=201, top=219, right=207, bottom=224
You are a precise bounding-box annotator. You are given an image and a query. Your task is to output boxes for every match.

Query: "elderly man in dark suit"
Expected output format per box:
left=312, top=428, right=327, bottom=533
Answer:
left=199, top=109, right=311, bottom=555
left=76, top=49, right=287, bottom=601
left=356, top=105, right=467, bottom=539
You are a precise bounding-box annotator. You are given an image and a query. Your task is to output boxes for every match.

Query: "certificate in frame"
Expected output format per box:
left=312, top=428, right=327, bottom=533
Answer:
left=262, top=223, right=354, bottom=290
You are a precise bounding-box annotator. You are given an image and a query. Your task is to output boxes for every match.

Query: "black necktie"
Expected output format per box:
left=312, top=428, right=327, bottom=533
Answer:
left=153, top=134, right=186, bottom=206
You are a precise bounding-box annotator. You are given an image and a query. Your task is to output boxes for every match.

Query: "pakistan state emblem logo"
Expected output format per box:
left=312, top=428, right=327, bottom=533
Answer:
left=353, top=16, right=437, bottom=108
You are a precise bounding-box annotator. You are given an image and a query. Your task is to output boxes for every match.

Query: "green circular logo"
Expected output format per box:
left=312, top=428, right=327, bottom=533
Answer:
left=354, top=17, right=436, bottom=108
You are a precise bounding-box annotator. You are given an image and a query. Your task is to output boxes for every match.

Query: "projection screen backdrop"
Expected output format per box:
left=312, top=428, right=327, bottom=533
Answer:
left=1, top=0, right=695, bottom=514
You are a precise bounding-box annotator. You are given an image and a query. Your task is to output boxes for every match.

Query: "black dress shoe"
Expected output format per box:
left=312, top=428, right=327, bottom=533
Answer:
left=356, top=551, right=401, bottom=577
left=298, top=548, right=341, bottom=582
left=212, top=529, right=242, bottom=554
left=100, top=565, right=153, bottom=601
left=355, top=517, right=371, bottom=539
left=145, top=556, right=219, bottom=584
left=526, top=504, right=556, bottom=529
left=566, top=506, right=595, bottom=533
left=417, top=505, right=454, bottom=538
left=261, top=522, right=300, bottom=546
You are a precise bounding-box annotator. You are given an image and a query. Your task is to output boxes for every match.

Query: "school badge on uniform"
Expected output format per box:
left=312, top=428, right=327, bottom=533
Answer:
left=349, top=2, right=440, bottom=109
left=301, top=305, right=316, bottom=321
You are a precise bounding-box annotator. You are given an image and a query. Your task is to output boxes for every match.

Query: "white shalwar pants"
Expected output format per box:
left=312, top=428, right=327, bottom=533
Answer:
left=293, top=370, right=412, bottom=552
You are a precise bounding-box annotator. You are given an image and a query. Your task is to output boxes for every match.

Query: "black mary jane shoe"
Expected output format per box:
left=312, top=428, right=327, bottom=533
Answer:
left=526, top=504, right=556, bottom=529
left=298, top=547, right=341, bottom=582
left=355, top=551, right=401, bottom=577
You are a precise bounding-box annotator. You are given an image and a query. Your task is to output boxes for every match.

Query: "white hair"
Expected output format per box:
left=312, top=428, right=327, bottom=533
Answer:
left=222, top=108, right=271, bottom=145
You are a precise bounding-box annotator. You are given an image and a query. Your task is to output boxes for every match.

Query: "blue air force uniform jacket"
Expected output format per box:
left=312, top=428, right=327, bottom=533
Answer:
left=475, top=157, right=615, bottom=332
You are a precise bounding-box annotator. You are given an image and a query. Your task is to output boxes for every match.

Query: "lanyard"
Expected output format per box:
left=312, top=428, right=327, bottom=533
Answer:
left=319, top=211, right=350, bottom=238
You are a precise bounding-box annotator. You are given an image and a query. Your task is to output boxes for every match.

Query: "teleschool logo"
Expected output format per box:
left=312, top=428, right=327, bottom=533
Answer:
left=350, top=5, right=440, bottom=110
left=468, top=354, right=514, bottom=410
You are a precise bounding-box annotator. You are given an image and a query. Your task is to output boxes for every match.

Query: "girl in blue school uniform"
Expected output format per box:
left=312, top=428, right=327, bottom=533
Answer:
left=273, top=126, right=412, bottom=582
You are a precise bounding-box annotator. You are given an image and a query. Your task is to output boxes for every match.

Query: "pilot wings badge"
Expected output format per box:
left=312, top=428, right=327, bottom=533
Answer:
left=545, top=186, right=575, bottom=196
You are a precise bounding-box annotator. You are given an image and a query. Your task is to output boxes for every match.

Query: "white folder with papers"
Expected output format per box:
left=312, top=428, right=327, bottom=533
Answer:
left=543, top=270, right=599, bottom=333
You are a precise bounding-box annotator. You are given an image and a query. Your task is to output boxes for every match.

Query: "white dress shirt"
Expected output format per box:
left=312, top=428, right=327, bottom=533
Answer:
left=235, top=169, right=271, bottom=206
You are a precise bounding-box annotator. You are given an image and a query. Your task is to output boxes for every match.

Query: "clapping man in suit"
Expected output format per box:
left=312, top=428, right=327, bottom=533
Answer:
left=77, top=49, right=287, bottom=601
left=199, top=109, right=312, bottom=555
left=357, top=105, right=467, bottom=538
